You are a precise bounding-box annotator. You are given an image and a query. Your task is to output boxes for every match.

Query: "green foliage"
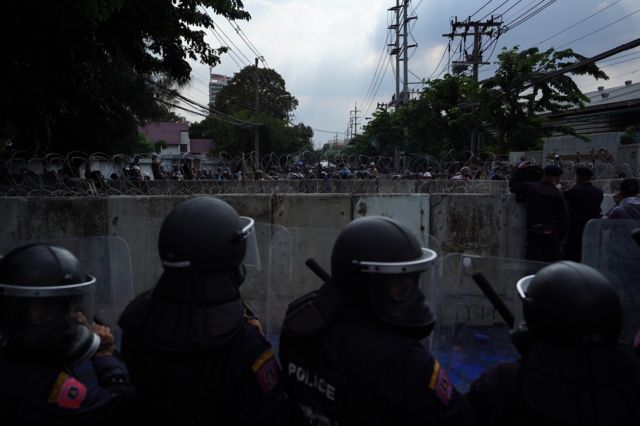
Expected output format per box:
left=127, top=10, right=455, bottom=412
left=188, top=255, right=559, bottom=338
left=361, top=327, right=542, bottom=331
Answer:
left=620, top=125, right=640, bottom=145
left=133, top=132, right=155, bottom=154
left=355, top=45, right=607, bottom=156
left=193, top=65, right=307, bottom=156
left=1, top=1, right=250, bottom=155
left=480, top=46, right=607, bottom=152
left=215, top=65, right=298, bottom=122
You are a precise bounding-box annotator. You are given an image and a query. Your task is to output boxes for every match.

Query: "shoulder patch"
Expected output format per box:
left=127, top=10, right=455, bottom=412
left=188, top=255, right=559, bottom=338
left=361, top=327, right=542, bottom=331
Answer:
left=252, top=349, right=279, bottom=395
left=428, top=359, right=453, bottom=406
left=48, top=372, right=87, bottom=410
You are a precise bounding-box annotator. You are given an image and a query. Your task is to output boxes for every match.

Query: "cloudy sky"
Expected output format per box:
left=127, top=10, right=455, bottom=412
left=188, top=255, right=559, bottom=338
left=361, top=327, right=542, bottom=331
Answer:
left=181, top=0, right=640, bottom=147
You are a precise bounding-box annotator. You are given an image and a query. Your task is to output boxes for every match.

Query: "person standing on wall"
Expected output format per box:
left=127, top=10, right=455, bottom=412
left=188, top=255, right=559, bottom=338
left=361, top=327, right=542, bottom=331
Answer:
left=510, top=163, right=569, bottom=262
left=563, top=166, right=603, bottom=261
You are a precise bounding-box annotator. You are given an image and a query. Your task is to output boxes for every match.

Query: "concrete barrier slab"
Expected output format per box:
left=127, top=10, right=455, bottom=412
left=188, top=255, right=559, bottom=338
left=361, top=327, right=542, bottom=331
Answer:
left=272, top=194, right=352, bottom=229
left=352, top=194, right=429, bottom=243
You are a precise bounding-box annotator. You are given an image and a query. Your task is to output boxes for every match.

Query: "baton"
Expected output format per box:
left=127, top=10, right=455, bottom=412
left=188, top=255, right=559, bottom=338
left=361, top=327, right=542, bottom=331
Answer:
left=472, top=272, right=515, bottom=329
left=243, top=301, right=258, bottom=321
left=305, top=258, right=332, bottom=282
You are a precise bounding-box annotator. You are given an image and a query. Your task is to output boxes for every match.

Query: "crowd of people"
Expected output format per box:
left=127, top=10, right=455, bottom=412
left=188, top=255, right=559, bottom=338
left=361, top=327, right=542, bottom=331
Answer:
left=509, top=161, right=640, bottom=262
left=1, top=195, right=640, bottom=425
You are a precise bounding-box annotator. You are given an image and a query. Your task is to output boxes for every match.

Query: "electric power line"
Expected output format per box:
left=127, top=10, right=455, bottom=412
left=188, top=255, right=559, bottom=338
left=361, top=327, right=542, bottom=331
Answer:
left=556, top=9, right=640, bottom=50
left=470, top=0, right=495, bottom=19
left=536, top=0, right=622, bottom=46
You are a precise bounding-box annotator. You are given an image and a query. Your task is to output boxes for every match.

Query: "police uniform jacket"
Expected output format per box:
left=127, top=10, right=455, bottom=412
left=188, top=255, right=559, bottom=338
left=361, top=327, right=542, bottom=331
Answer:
left=118, top=279, right=289, bottom=426
left=563, top=182, right=603, bottom=260
left=0, top=349, right=134, bottom=425
left=280, top=283, right=473, bottom=426
left=510, top=179, right=569, bottom=240
left=466, top=340, right=640, bottom=426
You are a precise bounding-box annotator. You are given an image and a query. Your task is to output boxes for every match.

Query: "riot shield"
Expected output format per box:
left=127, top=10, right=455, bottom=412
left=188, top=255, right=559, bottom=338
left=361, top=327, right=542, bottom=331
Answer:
left=582, top=218, right=640, bottom=344
left=265, top=227, right=342, bottom=353
left=239, top=223, right=289, bottom=335
left=431, top=254, right=548, bottom=392
left=0, top=236, right=134, bottom=347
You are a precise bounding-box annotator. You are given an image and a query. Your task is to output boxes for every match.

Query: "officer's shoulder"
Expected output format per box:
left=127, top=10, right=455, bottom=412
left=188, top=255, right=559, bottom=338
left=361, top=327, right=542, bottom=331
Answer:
left=47, top=371, right=90, bottom=410
left=283, top=282, right=347, bottom=338
left=469, top=362, right=519, bottom=393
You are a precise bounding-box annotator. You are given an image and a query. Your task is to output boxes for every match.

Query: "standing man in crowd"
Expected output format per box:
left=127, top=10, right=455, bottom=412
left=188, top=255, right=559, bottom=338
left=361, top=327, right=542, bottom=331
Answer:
left=563, top=166, right=603, bottom=261
left=119, top=196, right=289, bottom=425
left=279, top=216, right=473, bottom=425
left=466, top=261, right=640, bottom=425
left=510, top=163, right=569, bottom=262
left=605, top=177, right=640, bottom=219
left=0, top=244, right=135, bottom=425
left=151, top=154, right=163, bottom=180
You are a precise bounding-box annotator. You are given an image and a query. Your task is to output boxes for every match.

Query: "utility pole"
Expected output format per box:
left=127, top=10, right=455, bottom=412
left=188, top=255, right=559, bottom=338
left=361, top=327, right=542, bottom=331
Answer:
left=350, top=103, right=360, bottom=138
left=254, top=57, right=260, bottom=169
left=388, top=0, right=417, bottom=106
left=443, top=16, right=502, bottom=156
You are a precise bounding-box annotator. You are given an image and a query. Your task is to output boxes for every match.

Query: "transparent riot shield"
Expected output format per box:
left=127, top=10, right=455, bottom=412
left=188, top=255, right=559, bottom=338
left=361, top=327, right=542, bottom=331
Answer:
left=265, top=227, right=342, bottom=353
left=0, top=236, right=134, bottom=347
left=431, top=254, right=548, bottom=392
left=240, top=223, right=289, bottom=338
left=582, top=218, right=640, bottom=344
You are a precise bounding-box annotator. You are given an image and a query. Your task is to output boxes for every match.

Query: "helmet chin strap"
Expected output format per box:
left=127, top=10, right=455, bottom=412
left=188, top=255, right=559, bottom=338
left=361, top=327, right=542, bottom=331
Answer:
left=60, top=326, right=100, bottom=366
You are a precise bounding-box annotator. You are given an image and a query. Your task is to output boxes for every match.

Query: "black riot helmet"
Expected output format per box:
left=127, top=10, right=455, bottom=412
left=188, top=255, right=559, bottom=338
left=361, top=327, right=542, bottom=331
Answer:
left=158, top=197, right=258, bottom=274
left=0, top=244, right=100, bottom=365
left=517, top=261, right=622, bottom=345
left=331, top=216, right=438, bottom=333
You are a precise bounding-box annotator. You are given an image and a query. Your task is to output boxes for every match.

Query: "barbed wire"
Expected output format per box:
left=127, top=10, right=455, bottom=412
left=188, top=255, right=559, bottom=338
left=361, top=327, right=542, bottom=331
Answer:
left=0, top=150, right=627, bottom=197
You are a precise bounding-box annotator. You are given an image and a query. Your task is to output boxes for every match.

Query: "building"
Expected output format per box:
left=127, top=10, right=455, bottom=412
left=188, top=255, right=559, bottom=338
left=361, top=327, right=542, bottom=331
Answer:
left=140, top=122, right=191, bottom=155
left=140, top=122, right=215, bottom=176
left=209, top=73, right=229, bottom=106
left=544, top=80, right=640, bottom=137
left=509, top=81, right=640, bottom=173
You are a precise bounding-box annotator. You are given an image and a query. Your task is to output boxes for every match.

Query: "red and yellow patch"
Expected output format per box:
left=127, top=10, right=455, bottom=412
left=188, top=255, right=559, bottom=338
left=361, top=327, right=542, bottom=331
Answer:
left=428, top=359, right=452, bottom=406
left=252, top=349, right=279, bottom=395
left=48, top=372, right=87, bottom=410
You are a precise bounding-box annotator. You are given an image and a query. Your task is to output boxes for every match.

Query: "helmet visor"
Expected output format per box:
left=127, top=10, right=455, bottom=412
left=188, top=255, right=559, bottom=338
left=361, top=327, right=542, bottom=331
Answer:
left=362, top=248, right=438, bottom=328
left=238, top=216, right=261, bottom=271
left=516, top=275, right=534, bottom=300
left=0, top=276, right=97, bottom=358
left=515, top=275, right=534, bottom=327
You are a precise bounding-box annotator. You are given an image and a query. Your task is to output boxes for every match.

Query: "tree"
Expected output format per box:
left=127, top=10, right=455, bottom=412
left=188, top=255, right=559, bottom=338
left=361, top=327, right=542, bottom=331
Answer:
left=480, top=46, right=608, bottom=152
left=1, top=1, right=250, bottom=154
left=193, top=65, right=303, bottom=156
left=350, top=75, right=482, bottom=157
left=215, top=65, right=298, bottom=122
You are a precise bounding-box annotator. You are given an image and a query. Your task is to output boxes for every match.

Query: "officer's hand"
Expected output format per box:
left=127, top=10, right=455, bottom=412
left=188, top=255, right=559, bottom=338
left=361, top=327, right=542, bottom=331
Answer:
left=92, top=323, right=116, bottom=358
left=246, top=317, right=265, bottom=336
left=614, top=191, right=622, bottom=204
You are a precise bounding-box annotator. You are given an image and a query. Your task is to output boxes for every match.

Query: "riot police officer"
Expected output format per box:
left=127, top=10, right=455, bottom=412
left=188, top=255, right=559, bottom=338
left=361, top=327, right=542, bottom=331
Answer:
left=466, top=261, right=640, bottom=426
left=118, top=196, right=289, bottom=425
left=510, top=164, right=569, bottom=262
left=279, top=216, right=473, bottom=425
left=0, top=243, right=134, bottom=425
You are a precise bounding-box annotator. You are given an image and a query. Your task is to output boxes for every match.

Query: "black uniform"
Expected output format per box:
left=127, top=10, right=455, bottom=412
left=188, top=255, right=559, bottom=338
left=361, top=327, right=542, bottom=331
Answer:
left=563, top=182, right=603, bottom=261
left=119, top=283, right=289, bottom=426
left=280, top=284, right=473, bottom=426
left=0, top=349, right=134, bottom=425
left=466, top=340, right=640, bottom=426
left=510, top=174, right=569, bottom=262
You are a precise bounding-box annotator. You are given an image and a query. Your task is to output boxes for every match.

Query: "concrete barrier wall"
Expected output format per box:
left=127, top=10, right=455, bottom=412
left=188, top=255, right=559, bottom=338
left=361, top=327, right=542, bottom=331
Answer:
left=0, top=192, right=610, bottom=324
